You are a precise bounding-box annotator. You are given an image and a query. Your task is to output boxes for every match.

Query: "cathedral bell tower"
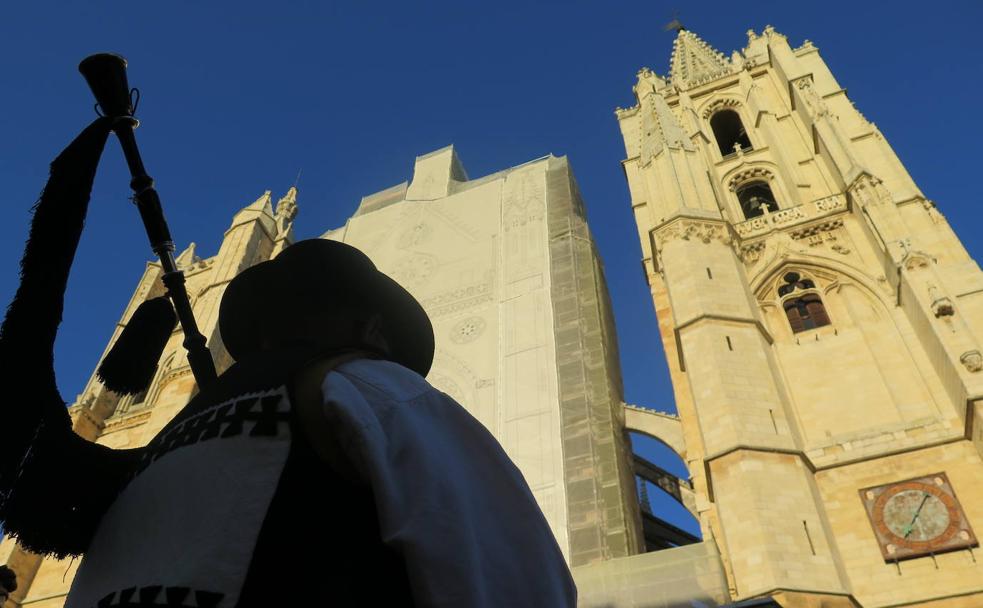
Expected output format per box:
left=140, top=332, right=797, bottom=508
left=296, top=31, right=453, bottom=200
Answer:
left=617, top=26, right=983, bottom=607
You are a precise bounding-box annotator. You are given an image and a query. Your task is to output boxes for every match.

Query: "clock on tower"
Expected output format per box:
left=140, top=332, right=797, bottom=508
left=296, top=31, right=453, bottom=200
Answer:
left=859, top=472, right=978, bottom=561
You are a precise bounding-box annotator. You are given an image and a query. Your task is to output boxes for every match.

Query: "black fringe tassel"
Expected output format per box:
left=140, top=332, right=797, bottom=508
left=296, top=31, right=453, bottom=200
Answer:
left=98, top=296, right=176, bottom=395
left=0, top=117, right=114, bottom=556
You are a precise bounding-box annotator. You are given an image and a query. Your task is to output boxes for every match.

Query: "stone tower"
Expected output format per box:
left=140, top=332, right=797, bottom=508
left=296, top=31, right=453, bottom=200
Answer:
left=616, top=26, right=983, bottom=606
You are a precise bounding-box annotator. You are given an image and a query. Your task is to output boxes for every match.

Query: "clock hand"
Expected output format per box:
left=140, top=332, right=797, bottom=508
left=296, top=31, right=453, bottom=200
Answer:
left=903, top=493, right=931, bottom=539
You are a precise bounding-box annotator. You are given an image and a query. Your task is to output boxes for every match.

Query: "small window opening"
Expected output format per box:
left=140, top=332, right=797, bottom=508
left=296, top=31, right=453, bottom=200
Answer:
left=726, top=336, right=733, bottom=351
left=779, top=272, right=830, bottom=333
left=710, top=109, right=752, bottom=156
left=737, top=181, right=779, bottom=220
left=706, top=267, right=713, bottom=279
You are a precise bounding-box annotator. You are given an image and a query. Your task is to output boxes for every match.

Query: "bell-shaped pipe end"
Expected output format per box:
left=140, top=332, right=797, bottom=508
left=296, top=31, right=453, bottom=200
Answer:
left=78, top=53, right=133, bottom=118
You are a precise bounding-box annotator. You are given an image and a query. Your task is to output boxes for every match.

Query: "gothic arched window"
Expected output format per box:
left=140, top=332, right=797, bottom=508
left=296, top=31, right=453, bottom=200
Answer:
left=737, top=181, right=779, bottom=219
left=778, top=272, right=830, bottom=333
left=710, top=110, right=752, bottom=156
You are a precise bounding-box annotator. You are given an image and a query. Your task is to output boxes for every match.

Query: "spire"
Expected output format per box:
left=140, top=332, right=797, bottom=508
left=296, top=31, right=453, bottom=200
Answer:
left=275, top=187, right=298, bottom=221
left=230, top=190, right=276, bottom=232
left=274, top=187, right=299, bottom=234
left=668, top=29, right=731, bottom=90
left=639, top=90, right=694, bottom=162
left=272, top=187, right=300, bottom=257
left=174, top=242, right=201, bottom=269
left=243, top=190, right=273, bottom=215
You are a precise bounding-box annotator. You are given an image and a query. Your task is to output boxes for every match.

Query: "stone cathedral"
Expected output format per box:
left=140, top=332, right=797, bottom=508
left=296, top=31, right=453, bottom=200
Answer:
left=3, top=24, right=983, bottom=608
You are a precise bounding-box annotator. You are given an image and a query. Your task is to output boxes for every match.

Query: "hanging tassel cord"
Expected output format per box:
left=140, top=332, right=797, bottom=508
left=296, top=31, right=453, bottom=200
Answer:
left=0, top=117, right=134, bottom=557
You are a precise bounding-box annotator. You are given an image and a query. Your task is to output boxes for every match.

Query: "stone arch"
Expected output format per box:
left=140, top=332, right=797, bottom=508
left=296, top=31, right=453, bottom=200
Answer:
left=145, top=351, right=179, bottom=409
left=775, top=270, right=832, bottom=334
left=751, top=257, right=895, bottom=342
left=623, top=404, right=686, bottom=461
left=751, top=255, right=891, bottom=309
left=699, top=97, right=756, bottom=158
left=624, top=406, right=698, bottom=520
left=721, top=161, right=792, bottom=221
left=752, top=255, right=942, bottom=443
left=699, top=97, right=743, bottom=120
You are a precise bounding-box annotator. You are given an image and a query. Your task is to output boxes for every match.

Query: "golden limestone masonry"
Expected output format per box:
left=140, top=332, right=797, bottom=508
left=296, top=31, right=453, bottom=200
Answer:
left=3, top=24, right=983, bottom=608
left=614, top=25, right=983, bottom=607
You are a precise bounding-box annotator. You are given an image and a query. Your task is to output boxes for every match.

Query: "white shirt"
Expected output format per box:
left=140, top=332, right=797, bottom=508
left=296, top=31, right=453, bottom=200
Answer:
left=314, top=358, right=577, bottom=607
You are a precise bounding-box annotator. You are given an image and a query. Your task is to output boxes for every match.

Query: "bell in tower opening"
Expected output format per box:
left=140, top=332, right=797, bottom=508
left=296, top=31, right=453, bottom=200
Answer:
left=736, top=181, right=778, bottom=219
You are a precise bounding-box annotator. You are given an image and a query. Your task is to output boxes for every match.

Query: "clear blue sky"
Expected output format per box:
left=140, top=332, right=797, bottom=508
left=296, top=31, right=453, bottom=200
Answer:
left=1, top=1, right=981, bottom=538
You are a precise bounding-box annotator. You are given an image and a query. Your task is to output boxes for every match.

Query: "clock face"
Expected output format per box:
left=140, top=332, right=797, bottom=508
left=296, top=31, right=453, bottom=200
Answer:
left=859, top=473, right=978, bottom=561
left=882, top=489, right=949, bottom=542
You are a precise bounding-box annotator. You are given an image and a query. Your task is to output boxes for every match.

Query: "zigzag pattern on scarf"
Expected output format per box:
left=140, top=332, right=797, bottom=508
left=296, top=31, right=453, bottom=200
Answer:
left=94, top=586, right=223, bottom=608
left=131, top=389, right=291, bottom=479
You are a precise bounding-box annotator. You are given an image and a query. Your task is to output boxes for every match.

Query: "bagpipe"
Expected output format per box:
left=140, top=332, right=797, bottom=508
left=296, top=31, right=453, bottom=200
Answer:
left=80, top=54, right=217, bottom=392
left=0, top=55, right=215, bottom=556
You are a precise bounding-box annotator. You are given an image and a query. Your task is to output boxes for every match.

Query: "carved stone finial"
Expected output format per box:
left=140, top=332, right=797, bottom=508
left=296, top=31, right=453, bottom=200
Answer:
left=932, top=297, right=955, bottom=318
left=960, top=350, right=983, bottom=373
left=898, top=251, right=935, bottom=272
left=274, top=187, right=299, bottom=239
left=746, top=29, right=758, bottom=42
left=275, top=187, right=299, bottom=222
left=634, top=67, right=664, bottom=99
left=927, top=283, right=955, bottom=317
left=175, top=242, right=201, bottom=270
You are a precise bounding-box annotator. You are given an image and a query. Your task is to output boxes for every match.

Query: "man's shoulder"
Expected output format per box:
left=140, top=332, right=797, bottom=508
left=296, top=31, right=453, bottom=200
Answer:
left=330, top=358, right=436, bottom=404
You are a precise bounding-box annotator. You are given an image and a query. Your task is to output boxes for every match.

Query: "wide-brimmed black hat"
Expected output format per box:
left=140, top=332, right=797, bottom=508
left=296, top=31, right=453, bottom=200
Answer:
left=219, top=239, right=434, bottom=376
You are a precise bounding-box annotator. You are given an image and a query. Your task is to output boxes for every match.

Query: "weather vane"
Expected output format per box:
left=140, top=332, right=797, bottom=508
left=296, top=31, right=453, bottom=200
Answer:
left=663, top=10, right=684, bottom=33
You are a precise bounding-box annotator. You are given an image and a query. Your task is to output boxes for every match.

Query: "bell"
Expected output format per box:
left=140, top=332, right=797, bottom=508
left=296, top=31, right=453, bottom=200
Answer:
left=78, top=53, right=134, bottom=118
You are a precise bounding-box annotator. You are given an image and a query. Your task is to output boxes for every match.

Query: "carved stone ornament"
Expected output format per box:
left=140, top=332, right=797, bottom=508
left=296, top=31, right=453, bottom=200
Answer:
left=654, top=219, right=730, bottom=251
left=450, top=316, right=487, bottom=344
left=391, top=253, right=438, bottom=287
left=794, top=77, right=829, bottom=117
left=926, top=283, right=955, bottom=318
left=740, top=242, right=766, bottom=265
left=960, top=350, right=983, bottom=373
left=771, top=207, right=807, bottom=226
left=921, top=198, right=945, bottom=225
left=814, top=195, right=847, bottom=213
left=735, top=216, right=769, bottom=238
left=728, top=167, right=774, bottom=192
left=701, top=98, right=741, bottom=120
left=849, top=174, right=893, bottom=208
left=932, top=297, right=955, bottom=318
left=904, top=254, right=933, bottom=271
left=789, top=219, right=844, bottom=241
left=397, top=222, right=433, bottom=249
